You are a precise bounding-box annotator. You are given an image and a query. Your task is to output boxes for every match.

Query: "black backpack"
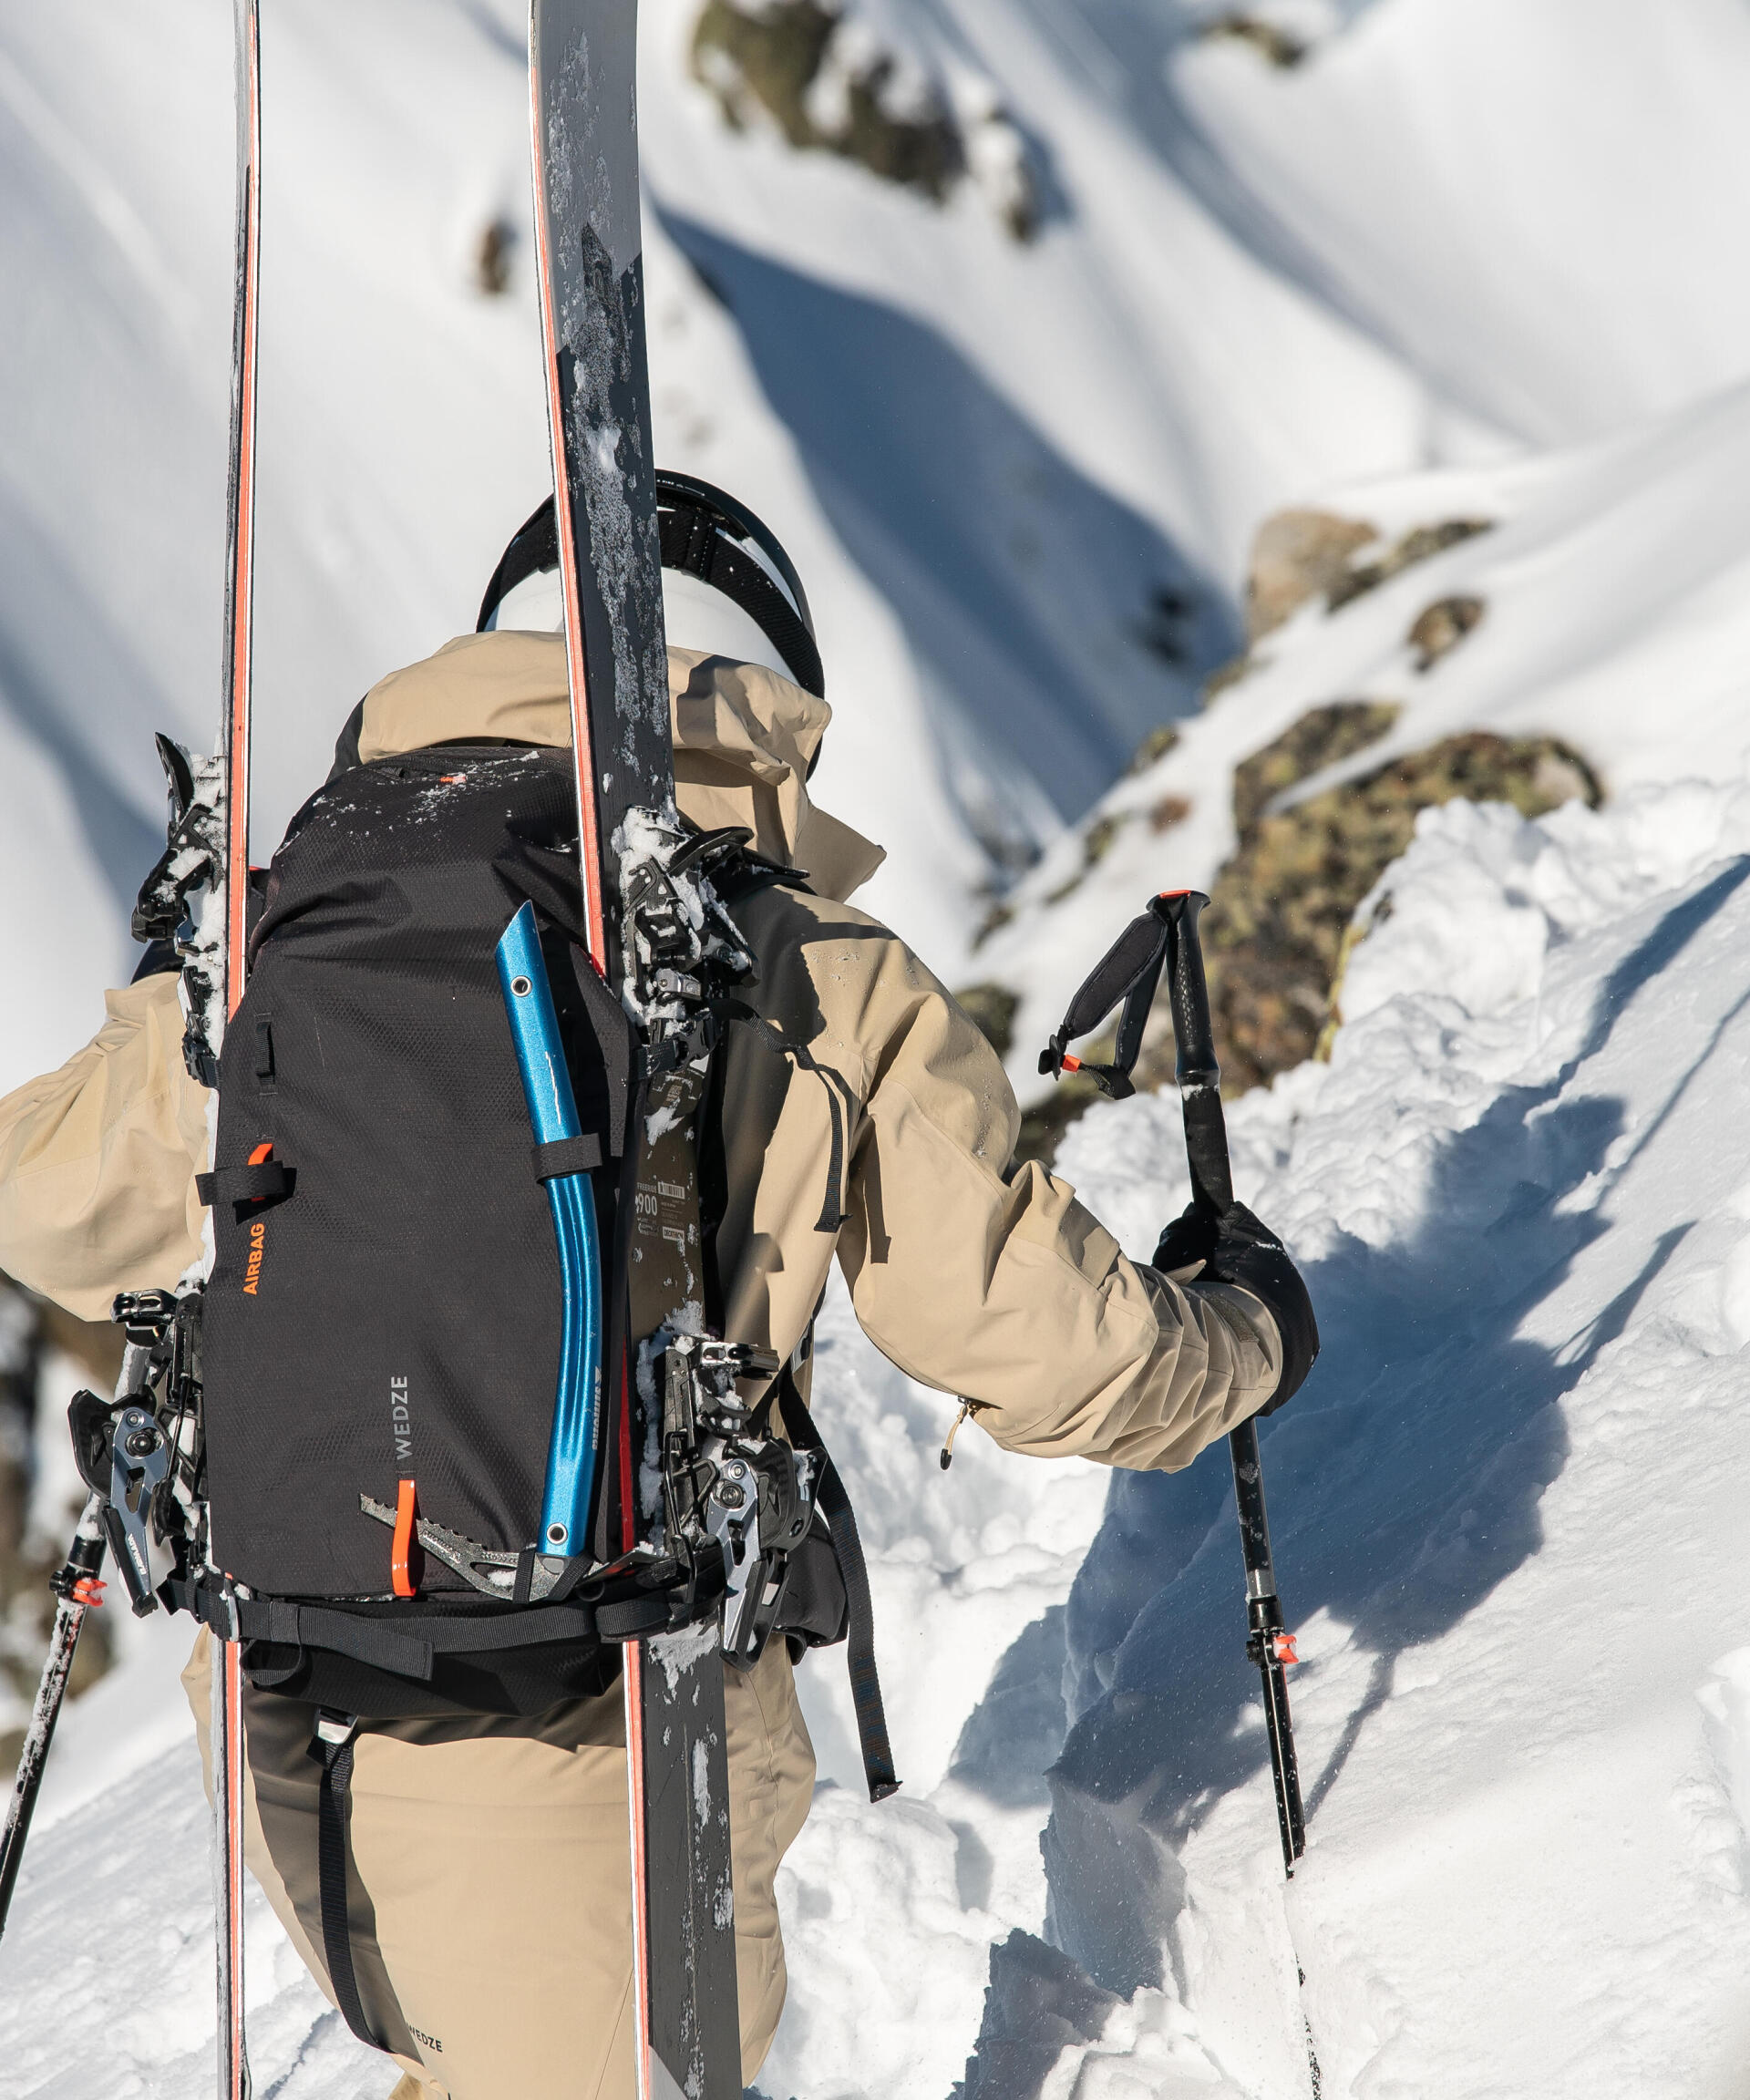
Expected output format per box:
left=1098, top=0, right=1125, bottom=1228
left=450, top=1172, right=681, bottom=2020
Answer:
left=163, top=741, right=856, bottom=1721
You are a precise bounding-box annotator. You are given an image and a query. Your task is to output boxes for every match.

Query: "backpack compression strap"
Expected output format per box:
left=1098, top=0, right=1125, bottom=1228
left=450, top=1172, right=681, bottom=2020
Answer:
left=311, top=1712, right=386, bottom=2053
left=776, top=1363, right=900, bottom=1803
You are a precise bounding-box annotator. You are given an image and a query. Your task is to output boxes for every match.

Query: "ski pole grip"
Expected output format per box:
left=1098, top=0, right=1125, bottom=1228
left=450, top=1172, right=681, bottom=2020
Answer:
left=1158, top=891, right=1234, bottom=1214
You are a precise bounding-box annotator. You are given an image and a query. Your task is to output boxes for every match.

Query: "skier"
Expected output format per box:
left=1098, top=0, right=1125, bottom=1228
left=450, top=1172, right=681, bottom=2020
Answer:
left=0, top=483, right=1315, bottom=2100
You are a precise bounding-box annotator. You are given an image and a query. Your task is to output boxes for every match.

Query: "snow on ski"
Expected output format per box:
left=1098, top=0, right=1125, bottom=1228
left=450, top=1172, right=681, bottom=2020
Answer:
left=528, top=5, right=743, bottom=2095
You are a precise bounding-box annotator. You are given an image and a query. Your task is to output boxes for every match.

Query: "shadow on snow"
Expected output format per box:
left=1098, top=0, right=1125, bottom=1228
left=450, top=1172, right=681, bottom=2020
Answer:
left=656, top=209, right=1240, bottom=864
left=947, top=858, right=1750, bottom=2058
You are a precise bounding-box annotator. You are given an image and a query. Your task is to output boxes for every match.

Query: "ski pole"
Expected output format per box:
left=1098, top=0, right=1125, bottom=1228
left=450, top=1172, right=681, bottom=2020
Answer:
left=0, top=1321, right=159, bottom=1943
left=0, top=1495, right=108, bottom=1942
left=1157, top=890, right=1307, bottom=1878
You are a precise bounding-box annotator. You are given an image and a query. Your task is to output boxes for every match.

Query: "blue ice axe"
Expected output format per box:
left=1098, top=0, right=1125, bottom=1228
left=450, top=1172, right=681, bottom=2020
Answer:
left=496, top=901, right=603, bottom=1558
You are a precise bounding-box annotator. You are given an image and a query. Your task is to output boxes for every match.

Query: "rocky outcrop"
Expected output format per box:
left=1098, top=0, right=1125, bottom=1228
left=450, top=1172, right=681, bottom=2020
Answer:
left=1127, top=724, right=1179, bottom=774
left=1198, top=14, right=1308, bottom=68
left=1329, top=518, right=1492, bottom=612
left=1171, top=723, right=1602, bottom=1095
left=1231, top=699, right=1403, bottom=835
left=1245, top=510, right=1378, bottom=642
left=474, top=220, right=514, bottom=297
left=691, top=0, right=1043, bottom=238
left=953, top=981, right=1021, bottom=1060
left=1242, top=509, right=1494, bottom=646
left=1409, top=592, right=1486, bottom=670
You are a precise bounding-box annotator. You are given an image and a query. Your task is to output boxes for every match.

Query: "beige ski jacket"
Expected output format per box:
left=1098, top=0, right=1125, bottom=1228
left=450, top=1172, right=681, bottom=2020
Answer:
left=0, top=631, right=1282, bottom=1466
left=0, top=633, right=1282, bottom=2097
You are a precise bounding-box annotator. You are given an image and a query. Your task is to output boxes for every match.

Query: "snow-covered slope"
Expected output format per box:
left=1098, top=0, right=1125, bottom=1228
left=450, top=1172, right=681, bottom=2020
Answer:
left=983, top=377, right=1750, bottom=1103
left=11, top=0, right=1750, bottom=2095
left=11, top=764, right=1750, bottom=2098
left=15, top=0, right=1750, bottom=1089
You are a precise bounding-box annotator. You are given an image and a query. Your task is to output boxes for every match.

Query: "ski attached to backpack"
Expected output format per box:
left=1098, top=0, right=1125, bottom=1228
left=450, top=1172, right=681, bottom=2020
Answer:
left=210, top=8, right=262, bottom=2089
left=3, top=2, right=262, bottom=2074
left=526, top=5, right=757, bottom=2091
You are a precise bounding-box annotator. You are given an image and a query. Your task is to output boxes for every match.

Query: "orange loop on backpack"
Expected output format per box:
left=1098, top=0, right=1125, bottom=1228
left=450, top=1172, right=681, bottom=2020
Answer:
left=391, top=1477, right=418, bottom=1599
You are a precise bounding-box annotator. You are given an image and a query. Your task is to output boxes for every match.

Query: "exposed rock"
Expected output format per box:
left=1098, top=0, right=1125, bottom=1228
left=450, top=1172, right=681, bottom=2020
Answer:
left=1014, top=1062, right=1106, bottom=1168
left=1231, top=699, right=1402, bottom=836
left=1159, top=726, right=1603, bottom=1095
left=693, top=0, right=839, bottom=149
left=1148, top=793, right=1192, bottom=833
left=1199, top=14, right=1308, bottom=68
left=691, top=0, right=1043, bottom=234
left=474, top=220, right=513, bottom=297
left=971, top=897, right=1014, bottom=952
left=1245, top=510, right=1497, bottom=646
left=1126, top=723, right=1179, bottom=775
left=954, top=981, right=1021, bottom=1060
left=962, top=99, right=1044, bottom=242
left=1200, top=651, right=1256, bottom=704
left=1327, top=517, right=1492, bottom=612
left=1245, top=509, right=1378, bottom=641
left=1044, top=810, right=1131, bottom=905
left=1409, top=593, right=1487, bottom=670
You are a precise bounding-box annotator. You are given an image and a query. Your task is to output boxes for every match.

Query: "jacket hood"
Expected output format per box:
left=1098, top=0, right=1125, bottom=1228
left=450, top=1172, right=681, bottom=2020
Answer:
left=356, top=631, right=883, bottom=904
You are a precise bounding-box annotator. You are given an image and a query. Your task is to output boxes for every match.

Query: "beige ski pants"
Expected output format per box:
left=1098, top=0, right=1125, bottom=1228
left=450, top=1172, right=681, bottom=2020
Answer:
left=183, top=1630, right=814, bottom=2098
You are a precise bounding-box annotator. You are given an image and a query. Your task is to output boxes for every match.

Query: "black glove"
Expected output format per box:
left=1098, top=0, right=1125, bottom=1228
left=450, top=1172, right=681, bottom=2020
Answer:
left=1152, top=1199, right=1318, bottom=1415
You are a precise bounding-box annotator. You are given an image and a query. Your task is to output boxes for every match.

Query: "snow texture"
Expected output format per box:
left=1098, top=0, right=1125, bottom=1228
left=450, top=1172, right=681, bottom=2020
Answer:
left=10, top=0, right=1750, bottom=2095
left=14, top=759, right=1750, bottom=2098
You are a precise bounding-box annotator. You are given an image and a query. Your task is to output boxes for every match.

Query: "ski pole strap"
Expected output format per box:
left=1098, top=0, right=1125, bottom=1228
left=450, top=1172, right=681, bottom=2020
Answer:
left=778, top=1369, right=901, bottom=1802
left=311, top=1712, right=386, bottom=2053
left=1037, top=893, right=1179, bottom=1100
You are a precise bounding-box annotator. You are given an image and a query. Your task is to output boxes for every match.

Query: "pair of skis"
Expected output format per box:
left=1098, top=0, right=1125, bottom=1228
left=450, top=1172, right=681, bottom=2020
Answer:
left=3, top=5, right=744, bottom=2097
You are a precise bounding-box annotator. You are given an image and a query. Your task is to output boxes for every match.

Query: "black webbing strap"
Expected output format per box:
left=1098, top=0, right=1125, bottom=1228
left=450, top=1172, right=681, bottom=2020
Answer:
left=778, top=1368, right=900, bottom=1802
left=1037, top=892, right=1178, bottom=1101
left=195, top=1159, right=293, bottom=1207
left=532, top=1135, right=603, bottom=1180
left=749, top=1035, right=859, bottom=1233
left=313, top=1714, right=386, bottom=2053
left=659, top=508, right=826, bottom=700
left=170, top=1580, right=605, bottom=1685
